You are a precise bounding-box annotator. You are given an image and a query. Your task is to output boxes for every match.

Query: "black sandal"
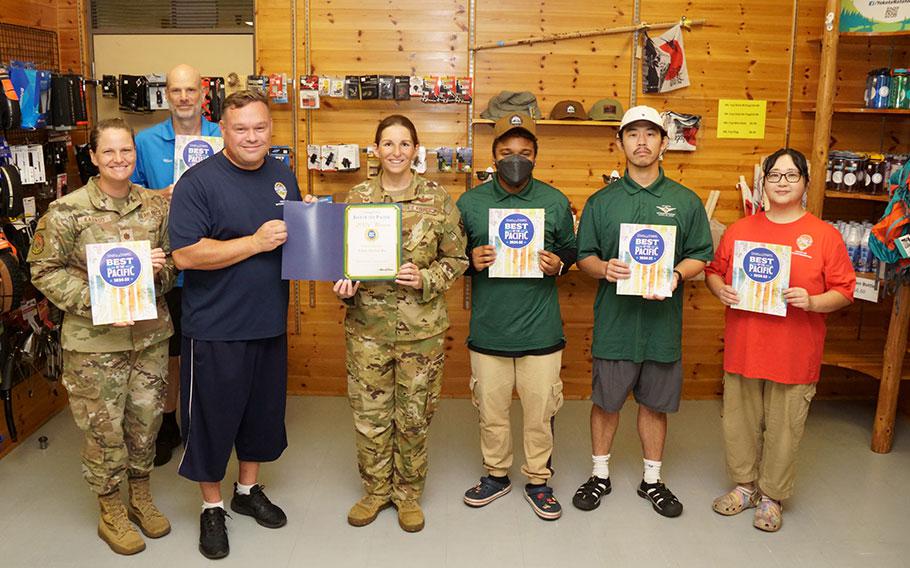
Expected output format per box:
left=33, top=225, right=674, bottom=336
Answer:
left=572, top=476, right=611, bottom=511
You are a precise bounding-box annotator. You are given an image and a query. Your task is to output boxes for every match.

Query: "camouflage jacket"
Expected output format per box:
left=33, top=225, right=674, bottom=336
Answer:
left=28, top=177, right=176, bottom=353
left=343, top=173, right=468, bottom=341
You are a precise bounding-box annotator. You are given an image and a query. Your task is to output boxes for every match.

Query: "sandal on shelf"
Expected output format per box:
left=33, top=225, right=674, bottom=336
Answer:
left=753, top=497, right=783, bottom=532
left=712, top=485, right=759, bottom=516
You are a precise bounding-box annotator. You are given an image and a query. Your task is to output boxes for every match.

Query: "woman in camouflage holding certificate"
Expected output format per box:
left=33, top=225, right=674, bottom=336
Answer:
left=333, top=115, right=467, bottom=533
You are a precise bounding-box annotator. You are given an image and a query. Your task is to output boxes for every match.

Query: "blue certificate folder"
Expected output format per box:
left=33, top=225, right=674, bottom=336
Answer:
left=281, top=201, right=345, bottom=281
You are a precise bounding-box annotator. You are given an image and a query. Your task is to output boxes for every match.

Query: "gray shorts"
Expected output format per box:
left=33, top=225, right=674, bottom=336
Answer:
left=591, top=358, right=683, bottom=414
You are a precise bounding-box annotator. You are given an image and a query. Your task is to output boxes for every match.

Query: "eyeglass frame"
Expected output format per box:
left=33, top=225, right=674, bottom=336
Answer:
left=764, top=171, right=803, bottom=184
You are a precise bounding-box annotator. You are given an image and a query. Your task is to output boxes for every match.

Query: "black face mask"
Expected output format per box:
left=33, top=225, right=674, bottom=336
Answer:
left=496, top=154, right=534, bottom=188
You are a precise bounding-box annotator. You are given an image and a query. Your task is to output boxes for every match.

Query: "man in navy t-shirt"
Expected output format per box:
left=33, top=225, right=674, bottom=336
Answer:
left=169, top=90, right=300, bottom=560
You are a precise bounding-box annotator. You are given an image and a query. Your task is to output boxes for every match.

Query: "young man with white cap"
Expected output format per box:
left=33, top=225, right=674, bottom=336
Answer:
left=571, top=105, right=712, bottom=517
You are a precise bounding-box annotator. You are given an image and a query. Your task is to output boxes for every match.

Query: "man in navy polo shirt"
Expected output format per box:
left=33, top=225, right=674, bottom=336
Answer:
left=169, top=90, right=300, bottom=560
left=132, top=63, right=221, bottom=467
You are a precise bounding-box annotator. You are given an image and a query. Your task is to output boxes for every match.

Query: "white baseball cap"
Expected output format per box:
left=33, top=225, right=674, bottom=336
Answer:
left=619, top=105, right=667, bottom=134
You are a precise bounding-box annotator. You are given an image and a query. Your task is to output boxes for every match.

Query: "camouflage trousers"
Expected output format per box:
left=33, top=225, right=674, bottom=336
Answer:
left=62, top=341, right=168, bottom=495
left=346, top=332, right=445, bottom=503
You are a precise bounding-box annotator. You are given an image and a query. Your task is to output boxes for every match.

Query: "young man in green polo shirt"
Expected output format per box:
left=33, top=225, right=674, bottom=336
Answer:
left=457, top=112, right=577, bottom=521
left=571, top=106, right=712, bottom=518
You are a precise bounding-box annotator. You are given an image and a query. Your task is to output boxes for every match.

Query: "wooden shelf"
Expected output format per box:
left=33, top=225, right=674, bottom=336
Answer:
left=825, top=190, right=890, bottom=202
left=823, top=339, right=910, bottom=381
left=802, top=107, right=910, bottom=115
left=472, top=119, right=620, bottom=127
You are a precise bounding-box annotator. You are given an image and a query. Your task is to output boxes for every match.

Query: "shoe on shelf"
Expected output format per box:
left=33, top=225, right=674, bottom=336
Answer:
left=572, top=476, right=611, bottom=511
left=230, top=484, right=287, bottom=528
left=463, top=476, right=512, bottom=508
left=198, top=507, right=229, bottom=560
left=524, top=484, right=562, bottom=520
left=637, top=480, right=683, bottom=518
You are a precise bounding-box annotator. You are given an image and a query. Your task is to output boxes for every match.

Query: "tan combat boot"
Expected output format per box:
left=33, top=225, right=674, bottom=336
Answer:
left=127, top=476, right=171, bottom=538
left=347, top=495, right=391, bottom=527
left=98, top=490, right=146, bottom=555
left=395, top=500, right=424, bottom=533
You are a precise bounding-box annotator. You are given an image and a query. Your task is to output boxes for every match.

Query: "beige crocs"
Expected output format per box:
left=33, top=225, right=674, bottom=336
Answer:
left=713, top=485, right=760, bottom=516
left=753, top=497, right=783, bottom=532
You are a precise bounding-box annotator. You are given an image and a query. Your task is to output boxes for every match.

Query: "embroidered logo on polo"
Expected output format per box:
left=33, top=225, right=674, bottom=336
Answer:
left=274, top=182, right=288, bottom=200
left=796, top=234, right=813, bottom=251
left=656, top=204, right=677, bottom=217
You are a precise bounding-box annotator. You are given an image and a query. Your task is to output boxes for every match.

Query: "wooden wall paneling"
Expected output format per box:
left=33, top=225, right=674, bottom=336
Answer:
left=0, top=0, right=57, bottom=30
left=277, top=0, right=881, bottom=401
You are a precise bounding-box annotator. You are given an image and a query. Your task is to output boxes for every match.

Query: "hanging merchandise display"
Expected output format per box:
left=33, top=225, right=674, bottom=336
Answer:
left=268, top=74, right=289, bottom=104
left=662, top=111, right=701, bottom=151
left=299, top=75, right=320, bottom=109
left=378, top=75, right=395, bottom=100
left=247, top=74, right=269, bottom=94
left=360, top=75, right=380, bottom=100
left=118, top=74, right=151, bottom=113
left=456, top=147, right=473, bottom=173
left=101, top=75, right=117, bottom=98
left=0, top=69, right=22, bottom=130
left=146, top=73, right=168, bottom=111
left=642, top=23, right=690, bottom=93
left=8, top=62, right=40, bottom=129
left=269, top=146, right=293, bottom=168
left=201, top=76, right=225, bottom=122
left=437, top=147, right=454, bottom=172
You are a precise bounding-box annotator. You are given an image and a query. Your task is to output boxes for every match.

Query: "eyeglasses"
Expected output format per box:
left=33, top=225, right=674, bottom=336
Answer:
left=765, top=171, right=802, bottom=183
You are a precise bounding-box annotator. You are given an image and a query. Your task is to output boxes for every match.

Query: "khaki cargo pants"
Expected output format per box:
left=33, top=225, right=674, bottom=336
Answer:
left=469, top=350, right=564, bottom=485
left=722, top=371, right=817, bottom=501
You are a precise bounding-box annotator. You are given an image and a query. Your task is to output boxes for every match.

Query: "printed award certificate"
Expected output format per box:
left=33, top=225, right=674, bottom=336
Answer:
left=617, top=223, right=677, bottom=297
left=85, top=240, right=158, bottom=325
left=344, top=204, right=401, bottom=280
left=174, top=135, right=224, bottom=182
left=731, top=240, right=791, bottom=317
left=488, top=208, right=545, bottom=278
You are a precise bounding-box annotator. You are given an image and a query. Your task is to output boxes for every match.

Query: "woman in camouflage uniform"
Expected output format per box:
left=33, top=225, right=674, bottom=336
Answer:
left=28, top=118, right=176, bottom=555
left=335, top=115, right=468, bottom=532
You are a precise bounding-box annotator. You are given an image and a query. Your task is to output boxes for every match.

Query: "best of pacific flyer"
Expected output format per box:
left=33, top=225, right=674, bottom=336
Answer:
left=731, top=240, right=791, bottom=317
left=617, top=223, right=677, bottom=297
left=488, top=208, right=545, bottom=278
left=174, top=134, right=224, bottom=181
left=86, top=241, right=158, bottom=325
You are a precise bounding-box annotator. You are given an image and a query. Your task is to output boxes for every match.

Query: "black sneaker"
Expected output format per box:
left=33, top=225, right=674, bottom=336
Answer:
left=464, top=476, right=512, bottom=507
left=199, top=507, right=229, bottom=560
left=637, top=480, right=683, bottom=518
left=524, top=484, right=562, bottom=520
left=572, top=476, right=611, bottom=511
left=230, top=484, right=287, bottom=528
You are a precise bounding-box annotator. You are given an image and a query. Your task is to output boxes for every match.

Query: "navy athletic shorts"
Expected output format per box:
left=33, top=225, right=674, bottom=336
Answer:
left=177, top=334, right=288, bottom=482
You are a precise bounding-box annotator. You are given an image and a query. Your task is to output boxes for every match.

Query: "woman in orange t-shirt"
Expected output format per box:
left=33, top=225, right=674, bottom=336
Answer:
left=704, top=148, right=855, bottom=532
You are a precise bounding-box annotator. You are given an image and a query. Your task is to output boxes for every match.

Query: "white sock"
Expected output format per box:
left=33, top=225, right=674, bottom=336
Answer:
left=643, top=459, right=662, bottom=484
left=236, top=482, right=255, bottom=495
left=202, top=500, right=224, bottom=511
left=592, top=454, right=610, bottom=479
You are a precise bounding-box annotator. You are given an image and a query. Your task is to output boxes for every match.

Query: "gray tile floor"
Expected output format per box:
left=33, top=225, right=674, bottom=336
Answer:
left=0, top=396, right=908, bottom=567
